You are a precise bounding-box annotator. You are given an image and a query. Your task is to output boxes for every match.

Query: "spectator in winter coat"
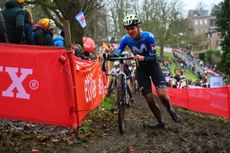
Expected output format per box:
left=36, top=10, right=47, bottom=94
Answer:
left=54, top=29, right=65, bottom=47
left=2, top=0, right=25, bottom=44
left=45, top=19, right=55, bottom=46
left=74, top=44, right=89, bottom=60
left=33, top=18, right=54, bottom=46
left=24, top=8, right=34, bottom=45
left=54, top=35, right=65, bottom=47
left=0, top=12, right=8, bottom=43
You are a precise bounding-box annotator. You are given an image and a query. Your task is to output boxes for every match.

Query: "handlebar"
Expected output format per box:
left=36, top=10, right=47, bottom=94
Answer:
left=107, top=56, right=134, bottom=61
left=102, top=54, right=135, bottom=72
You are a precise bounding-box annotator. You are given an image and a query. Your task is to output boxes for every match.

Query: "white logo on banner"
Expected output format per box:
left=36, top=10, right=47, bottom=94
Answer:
left=98, top=73, right=106, bottom=95
left=84, top=73, right=96, bottom=102
left=0, top=66, right=38, bottom=100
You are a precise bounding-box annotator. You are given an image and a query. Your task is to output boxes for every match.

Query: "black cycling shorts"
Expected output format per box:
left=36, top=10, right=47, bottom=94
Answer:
left=136, top=59, right=167, bottom=95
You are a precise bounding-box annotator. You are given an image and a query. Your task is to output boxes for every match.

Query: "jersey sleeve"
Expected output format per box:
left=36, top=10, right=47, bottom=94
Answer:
left=114, top=35, right=127, bottom=56
left=148, top=32, right=156, bottom=50
left=144, top=32, right=157, bottom=61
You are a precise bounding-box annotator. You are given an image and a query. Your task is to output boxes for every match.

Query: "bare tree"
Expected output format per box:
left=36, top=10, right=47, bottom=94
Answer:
left=86, top=7, right=110, bottom=44
left=26, top=0, right=105, bottom=45
left=196, top=1, right=208, bottom=10
left=141, top=0, right=182, bottom=62
left=108, top=0, right=133, bottom=40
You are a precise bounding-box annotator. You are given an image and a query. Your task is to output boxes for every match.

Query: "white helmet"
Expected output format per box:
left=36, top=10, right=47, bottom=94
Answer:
left=123, top=14, right=141, bottom=27
left=114, top=61, right=119, bottom=66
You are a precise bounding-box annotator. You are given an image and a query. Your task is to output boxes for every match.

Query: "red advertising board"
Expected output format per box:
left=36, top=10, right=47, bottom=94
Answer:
left=0, top=43, right=76, bottom=127
left=153, top=85, right=230, bottom=119
left=72, top=56, right=108, bottom=124
left=0, top=43, right=108, bottom=129
left=0, top=43, right=229, bottom=130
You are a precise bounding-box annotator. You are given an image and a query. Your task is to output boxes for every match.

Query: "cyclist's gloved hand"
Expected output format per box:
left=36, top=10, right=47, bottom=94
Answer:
left=133, top=54, right=145, bottom=61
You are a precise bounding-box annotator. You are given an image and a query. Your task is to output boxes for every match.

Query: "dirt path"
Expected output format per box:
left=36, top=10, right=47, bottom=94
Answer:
left=0, top=93, right=230, bottom=153
left=71, top=94, right=230, bottom=153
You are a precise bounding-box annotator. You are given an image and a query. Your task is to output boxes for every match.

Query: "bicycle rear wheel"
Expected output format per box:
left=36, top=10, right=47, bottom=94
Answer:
left=116, top=74, right=126, bottom=134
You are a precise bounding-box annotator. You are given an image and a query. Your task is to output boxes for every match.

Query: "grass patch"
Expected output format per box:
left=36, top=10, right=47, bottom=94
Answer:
left=163, top=52, right=174, bottom=59
left=78, top=95, right=116, bottom=139
left=156, top=50, right=174, bottom=60
left=184, top=69, right=198, bottom=81
left=170, top=63, right=198, bottom=81
left=156, top=51, right=198, bottom=81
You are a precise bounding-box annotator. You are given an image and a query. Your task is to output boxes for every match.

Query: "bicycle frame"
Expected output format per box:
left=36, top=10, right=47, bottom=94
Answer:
left=102, top=55, right=134, bottom=134
left=116, top=60, right=128, bottom=106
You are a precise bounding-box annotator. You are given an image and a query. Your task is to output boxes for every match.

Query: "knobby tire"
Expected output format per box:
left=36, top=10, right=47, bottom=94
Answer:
left=116, top=74, right=125, bottom=134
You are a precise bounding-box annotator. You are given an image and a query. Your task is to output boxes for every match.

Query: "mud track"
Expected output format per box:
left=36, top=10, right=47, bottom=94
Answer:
left=71, top=93, right=230, bottom=153
left=1, top=93, right=230, bottom=153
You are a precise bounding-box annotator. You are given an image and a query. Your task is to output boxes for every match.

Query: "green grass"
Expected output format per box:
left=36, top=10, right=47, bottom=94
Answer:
left=79, top=95, right=116, bottom=137
left=170, top=63, right=198, bottom=81
left=163, top=52, right=174, bottom=59
left=156, top=49, right=174, bottom=60
left=100, top=96, right=114, bottom=110
left=170, top=63, right=177, bottom=75
left=184, top=69, right=198, bottom=81
left=156, top=51, right=198, bottom=81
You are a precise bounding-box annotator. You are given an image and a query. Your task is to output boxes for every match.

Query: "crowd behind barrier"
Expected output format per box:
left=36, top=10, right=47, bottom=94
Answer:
left=0, top=43, right=229, bottom=131
left=0, top=43, right=108, bottom=130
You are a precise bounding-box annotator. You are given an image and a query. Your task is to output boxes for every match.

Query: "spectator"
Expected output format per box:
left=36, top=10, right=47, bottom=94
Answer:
left=54, top=30, right=65, bottom=47
left=33, top=18, right=54, bottom=46
left=166, top=61, right=171, bottom=71
left=60, top=29, right=65, bottom=38
left=174, top=68, right=181, bottom=82
left=2, top=0, right=25, bottom=44
left=45, top=19, right=55, bottom=46
left=74, top=44, right=89, bottom=60
left=24, top=8, right=34, bottom=44
left=0, top=11, right=8, bottom=43
left=54, top=35, right=65, bottom=47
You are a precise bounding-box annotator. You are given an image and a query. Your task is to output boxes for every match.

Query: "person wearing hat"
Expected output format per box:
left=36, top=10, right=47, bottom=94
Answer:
left=54, top=30, right=65, bottom=47
left=74, top=44, right=89, bottom=60
left=24, top=8, right=34, bottom=45
left=33, top=18, right=55, bottom=46
left=1, top=0, right=25, bottom=44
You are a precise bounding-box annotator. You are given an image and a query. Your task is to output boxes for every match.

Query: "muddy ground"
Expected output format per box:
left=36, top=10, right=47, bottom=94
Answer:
left=1, top=93, right=230, bottom=153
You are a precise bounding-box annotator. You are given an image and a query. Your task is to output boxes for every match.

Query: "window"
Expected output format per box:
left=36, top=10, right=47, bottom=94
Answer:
left=194, top=20, right=198, bottom=25
left=204, top=19, right=208, bottom=25
left=200, top=20, right=203, bottom=25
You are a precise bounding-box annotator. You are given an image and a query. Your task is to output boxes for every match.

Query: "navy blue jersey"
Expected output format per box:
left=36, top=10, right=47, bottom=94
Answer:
left=111, top=31, right=167, bottom=92
left=114, top=31, right=156, bottom=60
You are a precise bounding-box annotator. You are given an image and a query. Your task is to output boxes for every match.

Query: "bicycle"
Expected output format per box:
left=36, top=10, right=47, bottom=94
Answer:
left=102, top=55, right=134, bottom=134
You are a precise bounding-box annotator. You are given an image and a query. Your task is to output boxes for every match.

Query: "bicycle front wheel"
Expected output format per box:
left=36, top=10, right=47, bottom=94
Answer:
left=116, top=74, right=126, bottom=134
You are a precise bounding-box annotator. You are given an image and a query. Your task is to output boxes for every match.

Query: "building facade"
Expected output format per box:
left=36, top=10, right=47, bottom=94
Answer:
left=187, top=9, right=210, bottom=35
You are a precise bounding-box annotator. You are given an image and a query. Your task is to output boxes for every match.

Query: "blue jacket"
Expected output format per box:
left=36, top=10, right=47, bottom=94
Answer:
left=54, top=36, right=65, bottom=47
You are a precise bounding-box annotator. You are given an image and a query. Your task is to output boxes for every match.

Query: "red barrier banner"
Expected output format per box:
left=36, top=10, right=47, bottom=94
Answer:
left=0, top=43, right=76, bottom=127
left=152, top=85, right=230, bottom=119
left=71, top=56, right=108, bottom=125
